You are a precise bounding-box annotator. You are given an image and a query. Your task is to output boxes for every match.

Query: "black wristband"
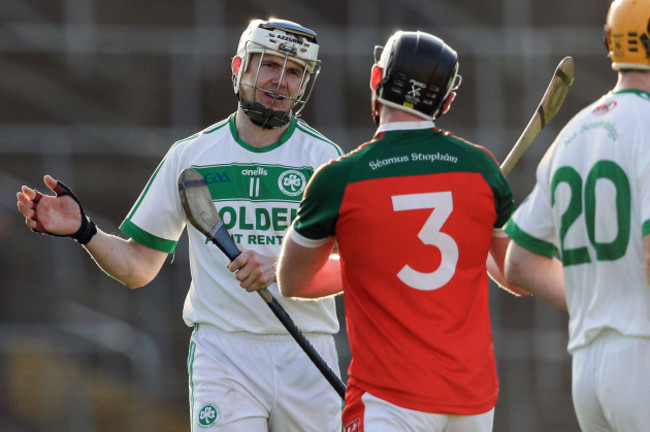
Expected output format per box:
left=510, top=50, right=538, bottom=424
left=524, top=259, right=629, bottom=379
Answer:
left=70, top=215, right=97, bottom=245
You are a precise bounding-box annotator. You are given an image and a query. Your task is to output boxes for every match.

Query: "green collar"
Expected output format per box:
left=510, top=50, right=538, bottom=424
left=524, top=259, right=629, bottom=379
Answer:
left=611, top=89, right=650, bottom=101
left=228, top=114, right=298, bottom=153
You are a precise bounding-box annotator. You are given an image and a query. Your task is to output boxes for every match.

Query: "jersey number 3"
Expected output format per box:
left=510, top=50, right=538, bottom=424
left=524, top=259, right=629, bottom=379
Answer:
left=392, top=192, right=459, bottom=291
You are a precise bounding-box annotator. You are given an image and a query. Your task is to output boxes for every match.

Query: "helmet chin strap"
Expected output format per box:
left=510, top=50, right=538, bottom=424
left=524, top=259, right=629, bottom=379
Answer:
left=239, top=97, right=291, bottom=129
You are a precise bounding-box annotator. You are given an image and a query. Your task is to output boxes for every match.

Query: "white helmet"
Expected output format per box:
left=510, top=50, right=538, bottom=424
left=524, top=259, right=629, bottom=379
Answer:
left=232, top=18, right=321, bottom=128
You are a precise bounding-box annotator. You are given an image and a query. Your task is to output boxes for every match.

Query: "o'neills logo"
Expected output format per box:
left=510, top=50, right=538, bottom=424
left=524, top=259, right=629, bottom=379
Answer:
left=241, top=167, right=268, bottom=176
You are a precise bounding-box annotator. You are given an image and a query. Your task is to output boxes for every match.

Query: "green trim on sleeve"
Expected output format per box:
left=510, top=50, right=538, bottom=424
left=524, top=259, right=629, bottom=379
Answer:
left=120, top=219, right=178, bottom=254
left=503, top=219, right=558, bottom=258
left=643, top=219, right=650, bottom=236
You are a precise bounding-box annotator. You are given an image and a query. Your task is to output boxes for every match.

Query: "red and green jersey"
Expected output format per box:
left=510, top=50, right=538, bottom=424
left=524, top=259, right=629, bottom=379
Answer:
left=292, top=122, right=513, bottom=414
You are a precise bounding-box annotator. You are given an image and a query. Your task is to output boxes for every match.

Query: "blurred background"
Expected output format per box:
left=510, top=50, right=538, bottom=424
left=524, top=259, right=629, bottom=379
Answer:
left=0, top=0, right=615, bottom=430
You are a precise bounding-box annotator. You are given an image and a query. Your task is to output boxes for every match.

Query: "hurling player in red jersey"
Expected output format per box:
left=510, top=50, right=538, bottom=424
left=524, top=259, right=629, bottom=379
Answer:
left=270, top=31, right=526, bottom=431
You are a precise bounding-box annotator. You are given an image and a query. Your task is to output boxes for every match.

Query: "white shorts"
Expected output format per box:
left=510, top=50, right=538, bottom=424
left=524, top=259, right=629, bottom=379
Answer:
left=187, top=324, right=342, bottom=431
left=571, top=330, right=650, bottom=432
left=343, top=386, right=494, bottom=432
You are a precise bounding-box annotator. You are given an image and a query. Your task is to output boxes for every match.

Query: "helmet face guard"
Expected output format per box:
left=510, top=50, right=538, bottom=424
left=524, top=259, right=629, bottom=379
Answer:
left=373, top=31, right=462, bottom=122
left=233, top=19, right=321, bottom=129
left=604, top=0, right=650, bottom=71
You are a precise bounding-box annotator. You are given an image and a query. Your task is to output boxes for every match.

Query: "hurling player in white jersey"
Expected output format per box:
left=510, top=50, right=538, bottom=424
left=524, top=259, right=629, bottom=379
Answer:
left=504, top=1, right=650, bottom=431
left=17, top=18, right=343, bottom=431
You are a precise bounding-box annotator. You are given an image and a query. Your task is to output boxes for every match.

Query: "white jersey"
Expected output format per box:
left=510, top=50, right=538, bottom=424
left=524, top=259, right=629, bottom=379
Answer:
left=120, top=114, right=343, bottom=334
left=505, top=89, right=650, bottom=353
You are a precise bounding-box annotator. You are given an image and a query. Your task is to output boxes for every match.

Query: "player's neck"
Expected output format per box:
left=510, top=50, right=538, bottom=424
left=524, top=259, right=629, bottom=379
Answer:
left=378, top=105, right=428, bottom=127
left=234, top=109, right=289, bottom=148
left=613, top=70, right=650, bottom=93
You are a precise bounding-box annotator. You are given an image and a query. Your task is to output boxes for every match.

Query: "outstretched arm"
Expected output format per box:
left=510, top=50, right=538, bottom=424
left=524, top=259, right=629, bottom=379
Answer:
left=84, top=232, right=168, bottom=289
left=505, top=241, right=567, bottom=310
left=17, top=175, right=168, bottom=289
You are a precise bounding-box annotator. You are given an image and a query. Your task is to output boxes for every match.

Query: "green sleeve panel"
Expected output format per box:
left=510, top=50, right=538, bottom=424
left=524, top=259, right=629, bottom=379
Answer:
left=120, top=219, right=178, bottom=254
left=643, top=219, right=650, bottom=237
left=503, top=219, right=559, bottom=258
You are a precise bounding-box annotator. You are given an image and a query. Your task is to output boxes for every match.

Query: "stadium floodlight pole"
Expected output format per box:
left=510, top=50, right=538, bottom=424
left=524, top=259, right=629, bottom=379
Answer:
left=500, top=56, right=574, bottom=176
left=178, top=168, right=347, bottom=400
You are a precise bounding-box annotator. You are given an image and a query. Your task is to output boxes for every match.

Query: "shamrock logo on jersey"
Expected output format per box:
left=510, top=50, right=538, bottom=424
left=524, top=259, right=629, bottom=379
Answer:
left=278, top=169, right=307, bottom=196
left=198, top=403, right=220, bottom=428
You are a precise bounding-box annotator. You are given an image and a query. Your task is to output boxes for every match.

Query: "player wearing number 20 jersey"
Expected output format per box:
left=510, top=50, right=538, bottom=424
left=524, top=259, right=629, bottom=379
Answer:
left=505, top=89, right=650, bottom=354
left=291, top=120, right=514, bottom=414
left=504, top=2, right=650, bottom=430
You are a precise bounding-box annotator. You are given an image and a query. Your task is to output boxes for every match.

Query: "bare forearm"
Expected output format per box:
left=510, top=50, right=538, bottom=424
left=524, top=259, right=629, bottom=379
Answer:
left=84, top=229, right=167, bottom=289
left=278, top=237, right=340, bottom=298
left=488, top=233, right=532, bottom=296
left=505, top=242, right=567, bottom=310
left=17, top=175, right=167, bottom=288
left=292, top=254, right=343, bottom=299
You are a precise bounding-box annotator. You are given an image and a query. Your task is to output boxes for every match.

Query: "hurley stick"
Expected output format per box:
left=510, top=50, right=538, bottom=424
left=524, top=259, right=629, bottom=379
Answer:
left=500, top=56, right=574, bottom=175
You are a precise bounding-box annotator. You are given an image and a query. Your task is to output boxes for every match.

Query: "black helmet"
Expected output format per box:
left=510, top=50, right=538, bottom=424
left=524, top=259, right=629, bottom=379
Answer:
left=373, top=31, right=461, bottom=121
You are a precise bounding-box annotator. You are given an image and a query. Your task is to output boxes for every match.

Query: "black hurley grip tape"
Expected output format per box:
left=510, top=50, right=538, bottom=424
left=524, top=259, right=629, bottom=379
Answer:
left=555, top=67, right=573, bottom=87
left=537, top=105, right=547, bottom=129
left=211, top=223, right=241, bottom=261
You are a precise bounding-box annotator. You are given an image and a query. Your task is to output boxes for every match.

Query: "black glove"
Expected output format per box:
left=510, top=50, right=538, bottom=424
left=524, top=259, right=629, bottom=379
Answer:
left=31, top=180, right=97, bottom=245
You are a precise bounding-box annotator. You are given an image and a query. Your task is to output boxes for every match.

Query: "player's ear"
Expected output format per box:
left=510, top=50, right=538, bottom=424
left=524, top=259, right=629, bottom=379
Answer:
left=440, top=92, right=456, bottom=115
left=370, top=65, right=382, bottom=92
left=231, top=56, right=243, bottom=75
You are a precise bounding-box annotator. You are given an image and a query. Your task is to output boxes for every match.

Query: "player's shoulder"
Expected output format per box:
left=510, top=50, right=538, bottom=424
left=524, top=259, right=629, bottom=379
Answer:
left=303, top=144, right=369, bottom=201
left=292, top=119, right=343, bottom=156
left=440, top=129, right=500, bottom=166
left=170, top=117, right=232, bottom=152
left=311, top=140, right=372, bottom=181
left=563, top=90, right=650, bottom=139
left=192, top=117, right=233, bottom=142
left=585, top=90, right=650, bottom=116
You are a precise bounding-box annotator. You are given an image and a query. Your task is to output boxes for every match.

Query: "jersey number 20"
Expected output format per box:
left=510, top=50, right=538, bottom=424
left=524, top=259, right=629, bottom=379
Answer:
left=552, top=160, right=631, bottom=266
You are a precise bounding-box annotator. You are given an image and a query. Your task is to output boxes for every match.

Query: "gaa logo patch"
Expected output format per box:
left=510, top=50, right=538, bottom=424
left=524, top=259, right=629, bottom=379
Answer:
left=592, top=101, right=617, bottom=116
left=198, top=403, right=220, bottom=428
left=278, top=170, right=307, bottom=197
